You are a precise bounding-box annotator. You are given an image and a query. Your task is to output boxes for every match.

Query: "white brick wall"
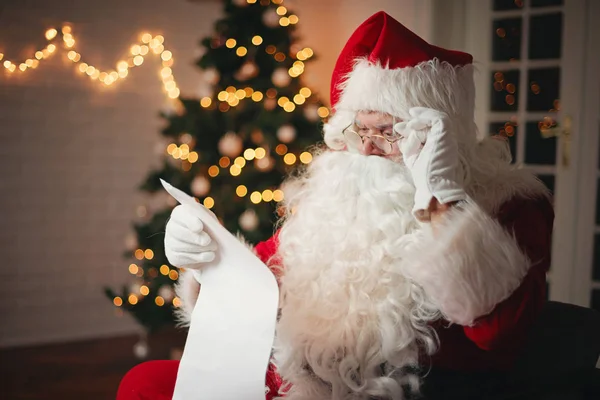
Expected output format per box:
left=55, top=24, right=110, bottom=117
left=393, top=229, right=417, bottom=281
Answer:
left=0, top=0, right=429, bottom=348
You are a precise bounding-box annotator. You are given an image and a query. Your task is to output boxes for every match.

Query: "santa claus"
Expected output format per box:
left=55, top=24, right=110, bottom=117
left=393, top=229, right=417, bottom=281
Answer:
left=117, top=11, right=554, bottom=400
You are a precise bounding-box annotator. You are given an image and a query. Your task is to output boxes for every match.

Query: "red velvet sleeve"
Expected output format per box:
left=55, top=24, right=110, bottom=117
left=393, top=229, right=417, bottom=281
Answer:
left=462, top=197, right=554, bottom=351
left=254, top=231, right=281, bottom=282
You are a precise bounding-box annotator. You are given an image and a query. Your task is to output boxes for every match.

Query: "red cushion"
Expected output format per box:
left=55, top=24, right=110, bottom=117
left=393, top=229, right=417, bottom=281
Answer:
left=116, top=360, right=179, bottom=400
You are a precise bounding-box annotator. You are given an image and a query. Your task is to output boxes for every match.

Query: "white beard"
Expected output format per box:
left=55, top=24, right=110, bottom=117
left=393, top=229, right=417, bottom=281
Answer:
left=273, top=151, right=441, bottom=400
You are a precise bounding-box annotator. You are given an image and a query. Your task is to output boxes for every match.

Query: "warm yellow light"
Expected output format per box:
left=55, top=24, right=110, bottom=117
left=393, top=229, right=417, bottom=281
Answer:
left=31, top=59, right=40, bottom=68
left=252, top=91, right=263, bottom=102
left=318, top=106, right=330, bottom=118
left=235, top=89, right=246, bottom=99
left=200, top=97, right=212, bottom=108
left=279, top=17, right=290, bottom=27
left=113, top=297, right=123, bottom=307
left=236, top=47, right=247, bottom=57
left=45, top=28, right=58, bottom=40
left=166, top=270, right=179, bottom=281
left=161, top=67, right=172, bottom=78
left=166, top=143, right=177, bottom=155
left=188, top=152, right=199, bottom=163
left=140, top=285, right=150, bottom=296
left=225, top=38, right=237, bottom=48
left=284, top=153, right=297, bottom=165
left=226, top=86, right=236, bottom=93
left=109, top=71, right=118, bottom=80
left=47, top=44, right=56, bottom=53
left=144, top=249, right=154, bottom=259
left=91, top=69, right=100, bottom=80
left=230, top=165, right=242, bottom=176
left=217, top=91, right=228, bottom=101
left=208, top=165, right=220, bottom=177
left=139, top=45, right=149, bottom=55
left=304, top=48, right=314, bottom=58
left=252, top=36, right=263, bottom=45
left=300, top=152, right=313, bottom=164
left=133, top=55, right=144, bottom=66
left=128, top=294, right=138, bottom=305
left=276, top=6, right=287, bottom=15
left=62, top=25, right=72, bottom=34
left=293, top=94, right=306, bottom=105
left=160, top=265, right=170, bottom=275
left=7, top=64, right=15, bottom=72
left=155, top=296, right=165, bottom=306
left=19, top=63, right=27, bottom=71
left=168, top=88, right=180, bottom=99
left=35, top=51, right=43, bottom=60
left=228, top=97, right=240, bottom=107
left=244, top=148, right=256, bottom=160
left=41, top=49, right=50, bottom=58
left=277, top=97, right=289, bottom=107
left=141, top=33, right=152, bottom=43
left=236, top=185, right=248, bottom=197
left=173, top=297, right=182, bottom=307
left=67, top=51, right=76, bottom=60
left=118, top=69, right=128, bottom=78
left=78, top=63, right=87, bottom=73
left=255, top=147, right=267, bottom=159
left=247, top=0, right=257, bottom=3
left=273, top=189, right=284, bottom=202
left=201, top=197, right=214, bottom=209
left=131, top=44, right=141, bottom=55
left=3, top=61, right=11, bottom=69
left=274, top=52, right=285, bottom=62
left=99, top=72, right=108, bottom=82
left=250, top=191, right=262, bottom=204
left=289, top=15, right=299, bottom=24
left=155, top=35, right=165, bottom=44
left=272, top=0, right=283, bottom=3
left=262, top=189, right=274, bottom=202
left=164, top=81, right=176, bottom=91
left=161, top=50, right=172, bottom=61
left=134, top=249, right=145, bottom=260
left=129, top=263, right=139, bottom=274
left=25, top=59, right=33, bottom=67
left=299, top=87, right=311, bottom=97
left=234, top=157, right=246, bottom=168
left=283, top=102, right=296, bottom=112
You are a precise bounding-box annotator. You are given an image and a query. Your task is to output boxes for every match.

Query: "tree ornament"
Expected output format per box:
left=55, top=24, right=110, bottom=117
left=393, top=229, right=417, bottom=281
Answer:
left=218, top=132, right=243, bottom=157
left=191, top=176, right=210, bottom=197
left=255, top=156, right=275, bottom=172
left=239, top=209, right=259, bottom=231
left=158, top=285, right=175, bottom=302
left=271, top=67, right=291, bottom=87
left=303, top=103, right=320, bottom=122
left=277, top=124, right=297, bottom=143
left=133, top=335, right=149, bottom=359
left=203, top=67, right=220, bottom=85
left=235, top=60, right=259, bottom=81
left=262, top=9, right=279, bottom=27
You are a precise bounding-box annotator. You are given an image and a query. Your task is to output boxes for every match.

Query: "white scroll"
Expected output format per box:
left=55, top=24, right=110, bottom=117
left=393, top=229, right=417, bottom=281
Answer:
left=161, top=179, right=279, bottom=400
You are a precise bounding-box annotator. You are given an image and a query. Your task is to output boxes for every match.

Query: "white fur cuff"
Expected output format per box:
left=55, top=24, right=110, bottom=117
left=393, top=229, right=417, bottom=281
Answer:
left=401, top=200, right=530, bottom=325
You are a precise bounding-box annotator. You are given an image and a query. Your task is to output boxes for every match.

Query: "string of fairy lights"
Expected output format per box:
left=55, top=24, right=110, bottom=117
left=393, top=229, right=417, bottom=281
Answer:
left=1, top=0, right=332, bottom=310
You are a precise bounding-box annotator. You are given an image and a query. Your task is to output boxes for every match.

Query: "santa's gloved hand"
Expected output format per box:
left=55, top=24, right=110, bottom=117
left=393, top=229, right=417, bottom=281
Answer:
left=394, top=107, right=467, bottom=221
left=164, top=205, right=218, bottom=269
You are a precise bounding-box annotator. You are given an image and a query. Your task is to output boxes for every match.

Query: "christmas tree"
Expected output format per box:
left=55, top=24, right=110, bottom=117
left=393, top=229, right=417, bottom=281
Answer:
left=106, top=0, right=328, bottom=335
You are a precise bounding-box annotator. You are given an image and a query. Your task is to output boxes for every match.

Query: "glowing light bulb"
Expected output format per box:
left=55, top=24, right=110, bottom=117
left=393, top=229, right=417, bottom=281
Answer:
left=252, top=36, right=263, bottom=45
left=226, top=38, right=237, bottom=48
left=113, top=297, right=123, bottom=306
left=236, top=185, right=248, bottom=197
left=244, top=148, right=256, bottom=160
left=250, top=191, right=262, bottom=204
left=45, top=28, right=58, bottom=40
left=284, top=153, right=297, bottom=165
left=300, top=152, right=313, bottom=164
left=203, top=197, right=215, bottom=209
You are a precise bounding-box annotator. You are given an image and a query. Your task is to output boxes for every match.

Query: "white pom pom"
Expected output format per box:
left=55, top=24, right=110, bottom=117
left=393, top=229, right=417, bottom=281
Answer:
left=239, top=209, right=259, bottom=231
left=218, top=132, right=243, bottom=157
left=277, top=124, right=297, bottom=143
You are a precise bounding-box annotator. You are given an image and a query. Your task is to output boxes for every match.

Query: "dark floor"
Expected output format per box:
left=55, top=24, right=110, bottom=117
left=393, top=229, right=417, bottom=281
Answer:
left=0, top=327, right=187, bottom=400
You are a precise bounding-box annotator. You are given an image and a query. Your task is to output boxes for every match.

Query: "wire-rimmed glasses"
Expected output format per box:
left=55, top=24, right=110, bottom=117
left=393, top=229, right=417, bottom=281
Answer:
left=342, top=117, right=402, bottom=155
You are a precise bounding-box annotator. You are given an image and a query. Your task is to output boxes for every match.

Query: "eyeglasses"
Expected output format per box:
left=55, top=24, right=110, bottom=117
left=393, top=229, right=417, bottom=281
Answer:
left=342, top=118, right=402, bottom=155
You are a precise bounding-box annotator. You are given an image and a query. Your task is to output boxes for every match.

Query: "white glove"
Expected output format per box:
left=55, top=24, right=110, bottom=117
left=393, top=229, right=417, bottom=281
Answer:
left=394, top=107, right=467, bottom=221
left=165, top=205, right=218, bottom=269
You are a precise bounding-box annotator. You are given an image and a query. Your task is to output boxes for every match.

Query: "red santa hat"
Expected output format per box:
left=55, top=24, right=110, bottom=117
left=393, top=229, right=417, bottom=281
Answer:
left=324, top=11, right=477, bottom=149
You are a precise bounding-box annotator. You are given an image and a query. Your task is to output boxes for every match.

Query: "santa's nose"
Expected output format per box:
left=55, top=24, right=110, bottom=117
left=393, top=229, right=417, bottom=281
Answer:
left=359, top=137, right=384, bottom=156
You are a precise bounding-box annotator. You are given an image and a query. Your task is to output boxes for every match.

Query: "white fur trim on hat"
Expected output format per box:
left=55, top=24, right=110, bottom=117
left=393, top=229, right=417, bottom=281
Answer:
left=324, top=58, right=476, bottom=150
